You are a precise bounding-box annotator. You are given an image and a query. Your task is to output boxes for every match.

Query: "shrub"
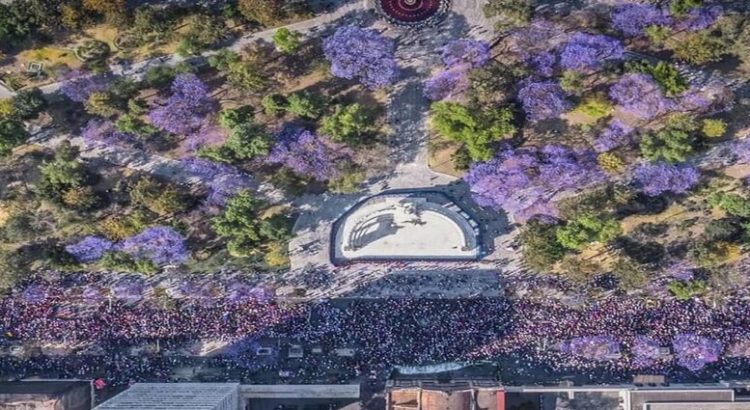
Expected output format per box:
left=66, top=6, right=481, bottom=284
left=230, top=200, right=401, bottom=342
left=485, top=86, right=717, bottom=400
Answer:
left=128, top=177, right=190, bottom=216
left=668, top=279, right=707, bottom=300
left=640, top=128, right=695, bottom=163
left=701, top=118, right=726, bottom=138
left=597, top=152, right=626, bottom=174
left=573, top=94, right=613, bottom=120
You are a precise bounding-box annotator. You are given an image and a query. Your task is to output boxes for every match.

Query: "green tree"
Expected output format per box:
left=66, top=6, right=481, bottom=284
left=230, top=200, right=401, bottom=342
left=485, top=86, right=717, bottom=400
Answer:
left=625, top=60, right=688, bottom=96
left=0, top=119, right=27, bottom=157
left=238, top=0, right=285, bottom=26
left=645, top=25, right=673, bottom=46
left=85, top=91, right=120, bottom=117
left=703, top=218, right=742, bottom=242
left=674, top=32, right=728, bottom=65
left=556, top=213, right=622, bottom=250
left=573, top=93, right=613, bottom=120
left=272, top=28, right=302, bottom=54
left=701, top=118, right=726, bottom=138
left=286, top=92, right=325, bottom=119
left=429, top=101, right=515, bottom=161
left=208, top=49, right=268, bottom=92
left=261, top=93, right=288, bottom=115
left=218, top=106, right=254, bottom=129
left=320, top=103, right=374, bottom=143
left=211, top=191, right=266, bottom=257
left=559, top=70, right=584, bottom=95
left=667, top=279, right=706, bottom=300
left=670, top=0, right=702, bottom=16
left=178, top=14, right=227, bottom=56
left=12, top=88, right=46, bottom=120
left=640, top=128, right=695, bottom=163
left=83, top=0, right=127, bottom=25
left=483, top=0, right=532, bottom=26
left=0, top=2, right=33, bottom=49
left=519, top=219, right=567, bottom=271
left=38, top=141, right=86, bottom=201
left=224, top=122, right=270, bottom=160
left=709, top=192, right=750, bottom=218
left=129, top=176, right=190, bottom=215
left=115, top=114, right=158, bottom=139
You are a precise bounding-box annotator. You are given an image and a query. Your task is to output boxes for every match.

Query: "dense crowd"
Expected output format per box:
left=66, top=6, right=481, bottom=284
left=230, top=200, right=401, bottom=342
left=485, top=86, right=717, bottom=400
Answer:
left=6, top=277, right=750, bottom=385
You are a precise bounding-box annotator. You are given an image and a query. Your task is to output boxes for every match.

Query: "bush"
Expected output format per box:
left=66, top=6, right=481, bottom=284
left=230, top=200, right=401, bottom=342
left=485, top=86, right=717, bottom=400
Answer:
left=129, top=177, right=190, bottom=216
left=519, top=219, right=566, bottom=270
left=667, top=279, right=707, bottom=300
left=98, top=211, right=151, bottom=241
left=261, top=93, right=288, bottom=116
left=709, top=192, right=750, bottom=218
left=560, top=70, right=584, bottom=95
left=286, top=92, right=325, bottom=119
left=573, top=94, right=613, bottom=120
left=625, top=60, right=688, bottom=96
left=674, top=32, right=728, bottom=65
left=272, top=28, right=302, bottom=54
left=328, top=170, right=366, bottom=194
left=701, top=118, right=726, bottom=138
left=556, top=213, right=622, bottom=250
left=0, top=119, right=29, bottom=157
left=320, top=103, right=374, bottom=143
left=597, top=152, right=626, bottom=174
left=640, top=128, right=695, bottom=163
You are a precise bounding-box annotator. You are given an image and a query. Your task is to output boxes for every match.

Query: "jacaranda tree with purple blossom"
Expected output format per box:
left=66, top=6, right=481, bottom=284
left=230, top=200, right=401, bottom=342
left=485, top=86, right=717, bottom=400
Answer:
left=118, top=226, right=190, bottom=265
left=562, top=335, right=621, bottom=361
left=518, top=80, right=571, bottom=122
left=80, top=119, right=138, bottom=148
left=441, top=39, right=490, bottom=69
left=323, top=25, right=399, bottom=89
left=594, top=119, right=634, bottom=153
left=609, top=73, right=674, bottom=120
left=267, top=129, right=350, bottom=181
left=465, top=145, right=605, bottom=221
left=631, top=335, right=663, bottom=367
left=672, top=333, right=722, bottom=371
left=559, top=32, right=624, bottom=71
left=611, top=3, right=672, bottom=37
left=674, top=5, right=722, bottom=32
left=149, top=73, right=212, bottom=136
left=65, top=236, right=114, bottom=263
left=633, top=162, right=700, bottom=196
left=60, top=71, right=110, bottom=103
left=423, top=69, right=470, bottom=101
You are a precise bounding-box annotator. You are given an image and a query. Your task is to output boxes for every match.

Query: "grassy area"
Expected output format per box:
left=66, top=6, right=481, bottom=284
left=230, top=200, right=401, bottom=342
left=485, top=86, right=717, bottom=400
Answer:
left=17, top=47, right=82, bottom=70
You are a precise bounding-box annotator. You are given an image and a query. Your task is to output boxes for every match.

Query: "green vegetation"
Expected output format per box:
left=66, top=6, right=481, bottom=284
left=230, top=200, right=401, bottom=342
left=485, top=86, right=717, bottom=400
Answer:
left=429, top=101, right=515, bottom=161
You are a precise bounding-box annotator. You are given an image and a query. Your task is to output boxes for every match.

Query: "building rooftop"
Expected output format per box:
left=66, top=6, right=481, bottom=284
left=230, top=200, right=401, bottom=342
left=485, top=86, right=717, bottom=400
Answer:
left=93, top=383, right=239, bottom=410
left=630, top=388, right=734, bottom=410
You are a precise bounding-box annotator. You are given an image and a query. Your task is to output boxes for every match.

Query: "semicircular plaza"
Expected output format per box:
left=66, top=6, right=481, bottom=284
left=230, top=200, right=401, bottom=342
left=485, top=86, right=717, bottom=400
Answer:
left=332, top=192, right=481, bottom=263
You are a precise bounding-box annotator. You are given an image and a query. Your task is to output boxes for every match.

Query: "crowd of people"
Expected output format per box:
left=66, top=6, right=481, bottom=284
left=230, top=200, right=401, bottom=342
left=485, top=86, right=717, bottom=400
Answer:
left=5, top=275, right=750, bottom=386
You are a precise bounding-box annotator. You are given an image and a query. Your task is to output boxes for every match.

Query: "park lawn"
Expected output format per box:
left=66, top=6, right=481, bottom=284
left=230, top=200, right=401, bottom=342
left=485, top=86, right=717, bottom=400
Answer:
left=17, top=47, right=82, bottom=70
left=428, top=139, right=464, bottom=178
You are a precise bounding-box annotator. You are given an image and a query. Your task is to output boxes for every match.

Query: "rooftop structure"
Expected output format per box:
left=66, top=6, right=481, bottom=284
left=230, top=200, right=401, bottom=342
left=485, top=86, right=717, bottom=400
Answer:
left=93, top=383, right=240, bottom=410
left=387, top=380, right=750, bottom=410
left=332, top=192, right=481, bottom=263
left=0, top=380, right=92, bottom=410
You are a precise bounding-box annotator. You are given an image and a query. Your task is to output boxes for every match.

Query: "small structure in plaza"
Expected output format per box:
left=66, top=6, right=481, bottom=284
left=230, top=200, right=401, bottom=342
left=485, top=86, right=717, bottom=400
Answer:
left=332, top=192, right=481, bottom=263
left=376, top=0, right=450, bottom=27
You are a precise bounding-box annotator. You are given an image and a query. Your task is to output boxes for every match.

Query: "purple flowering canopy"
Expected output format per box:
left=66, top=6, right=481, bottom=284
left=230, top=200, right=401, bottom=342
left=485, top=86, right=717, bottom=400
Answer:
left=423, top=69, right=470, bottom=101
left=112, top=277, right=147, bottom=303
left=267, top=129, right=351, bottom=181
left=674, top=6, right=723, bottom=32
left=672, top=333, right=722, bottom=371
left=149, top=74, right=212, bottom=136
left=118, top=226, right=190, bottom=265
left=21, top=284, right=49, bottom=304
left=609, top=73, right=674, bottom=120
left=65, top=236, right=114, bottom=263
left=518, top=80, right=571, bottom=122
left=525, top=52, right=556, bottom=78
left=465, top=145, right=604, bottom=222
left=177, top=157, right=252, bottom=207
left=80, top=119, right=138, bottom=148
left=593, top=119, right=634, bottom=153
left=611, top=3, right=672, bottom=37
left=60, top=71, right=110, bottom=103
left=558, top=33, right=624, bottom=71
left=633, top=162, right=700, bottom=196
left=562, top=335, right=621, bottom=361
left=323, top=25, right=399, bottom=89
left=441, top=39, right=490, bottom=69
left=631, top=335, right=663, bottom=368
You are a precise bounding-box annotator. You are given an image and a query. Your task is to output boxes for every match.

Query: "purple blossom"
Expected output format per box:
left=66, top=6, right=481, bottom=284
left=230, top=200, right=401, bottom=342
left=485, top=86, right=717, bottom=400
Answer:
left=511, top=20, right=567, bottom=55
left=60, top=71, right=110, bottom=103
left=81, top=119, right=137, bottom=148
left=559, top=33, right=624, bottom=71
left=112, top=277, right=147, bottom=303
left=21, top=284, right=48, bottom=304
left=184, top=124, right=226, bottom=153
left=611, top=3, right=672, bottom=37
left=118, top=226, right=190, bottom=265
left=672, top=333, right=722, bottom=371
left=732, top=138, right=750, bottom=164
left=178, top=157, right=236, bottom=181
left=609, top=74, right=674, bottom=120
left=323, top=25, right=399, bottom=89
left=441, top=39, right=490, bottom=69
left=267, top=129, right=351, bottom=181
left=149, top=74, right=212, bottom=136
left=562, top=335, right=620, bottom=361
left=423, top=69, right=470, bottom=101
left=465, top=145, right=604, bottom=221
left=633, top=162, right=700, bottom=196
left=65, top=236, right=114, bottom=263
left=674, top=6, right=723, bottom=32
left=525, top=52, right=556, bottom=78
left=206, top=173, right=252, bottom=207
left=631, top=335, right=663, bottom=368
left=518, top=80, right=571, bottom=122
left=82, top=285, right=105, bottom=305
left=594, top=119, right=634, bottom=152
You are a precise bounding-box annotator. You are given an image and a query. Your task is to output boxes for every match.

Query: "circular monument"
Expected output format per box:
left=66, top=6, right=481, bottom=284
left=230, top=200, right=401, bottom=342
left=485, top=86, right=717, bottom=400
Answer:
left=332, top=192, right=481, bottom=263
left=376, top=0, right=450, bottom=27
